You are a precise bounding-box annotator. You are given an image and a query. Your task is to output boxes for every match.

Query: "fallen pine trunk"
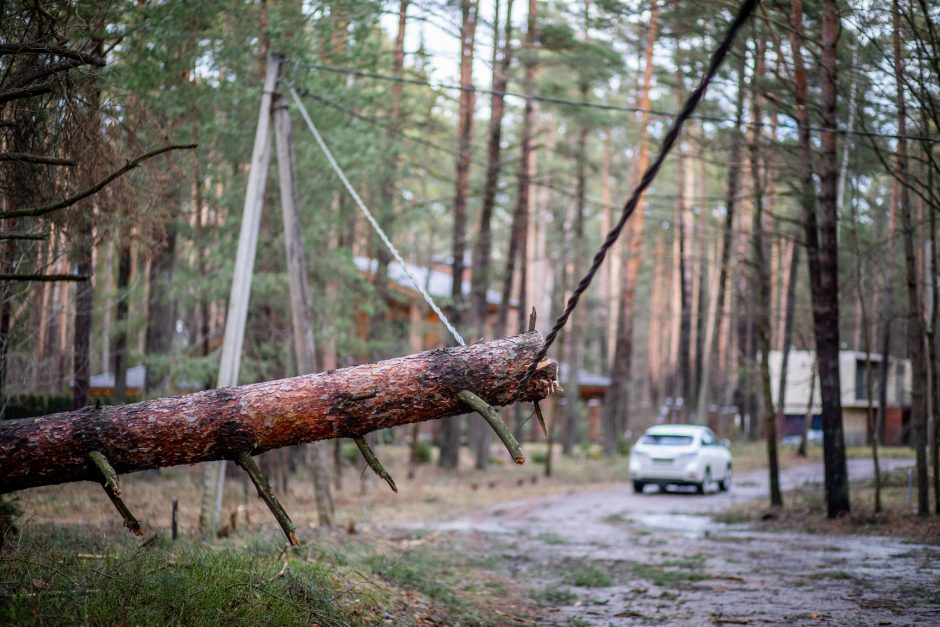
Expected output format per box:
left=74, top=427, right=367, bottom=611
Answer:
left=1, top=332, right=557, bottom=494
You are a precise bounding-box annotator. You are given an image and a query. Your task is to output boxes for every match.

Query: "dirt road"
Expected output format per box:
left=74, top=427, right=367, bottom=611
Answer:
left=406, top=458, right=939, bottom=625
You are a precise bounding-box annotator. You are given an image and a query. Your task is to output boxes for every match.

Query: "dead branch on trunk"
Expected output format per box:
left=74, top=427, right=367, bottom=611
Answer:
left=0, top=81, right=53, bottom=105
left=0, top=152, right=74, bottom=166
left=0, top=232, right=46, bottom=241
left=0, top=273, right=88, bottom=281
left=87, top=451, right=143, bottom=536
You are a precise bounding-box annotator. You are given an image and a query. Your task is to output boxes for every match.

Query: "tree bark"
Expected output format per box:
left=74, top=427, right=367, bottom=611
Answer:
left=929, top=173, right=940, bottom=516
left=812, top=0, right=850, bottom=517
left=1, top=333, right=557, bottom=494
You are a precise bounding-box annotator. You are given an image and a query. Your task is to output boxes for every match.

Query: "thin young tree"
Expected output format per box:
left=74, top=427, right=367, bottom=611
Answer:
left=695, top=45, right=746, bottom=425
left=469, top=0, right=513, bottom=470
left=440, top=0, right=480, bottom=470
left=747, top=33, right=781, bottom=508
left=893, top=0, right=929, bottom=517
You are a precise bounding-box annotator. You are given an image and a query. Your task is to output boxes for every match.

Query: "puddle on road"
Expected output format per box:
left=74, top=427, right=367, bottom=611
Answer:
left=628, top=513, right=736, bottom=537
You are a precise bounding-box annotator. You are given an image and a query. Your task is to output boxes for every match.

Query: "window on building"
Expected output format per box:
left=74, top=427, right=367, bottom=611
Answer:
left=855, top=359, right=880, bottom=401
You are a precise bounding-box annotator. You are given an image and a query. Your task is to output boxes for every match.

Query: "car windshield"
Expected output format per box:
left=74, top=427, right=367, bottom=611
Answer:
left=640, top=434, right=694, bottom=446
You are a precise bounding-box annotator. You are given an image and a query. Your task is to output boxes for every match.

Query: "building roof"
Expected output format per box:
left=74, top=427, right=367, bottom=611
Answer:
left=89, top=365, right=146, bottom=390
left=88, top=365, right=202, bottom=391
left=558, top=363, right=612, bottom=389
left=353, top=256, right=509, bottom=307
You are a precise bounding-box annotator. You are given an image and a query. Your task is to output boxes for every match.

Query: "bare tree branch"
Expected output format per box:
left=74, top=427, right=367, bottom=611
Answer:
left=0, top=274, right=88, bottom=282
left=0, top=44, right=106, bottom=67
left=0, top=152, right=74, bottom=166
left=0, top=232, right=46, bottom=240
left=11, top=58, right=94, bottom=88
left=0, top=143, right=198, bottom=220
left=0, top=81, right=53, bottom=105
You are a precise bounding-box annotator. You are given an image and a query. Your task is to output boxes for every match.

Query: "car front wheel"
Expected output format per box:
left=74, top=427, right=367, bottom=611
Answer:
left=633, top=480, right=646, bottom=494
left=718, top=467, right=732, bottom=492
left=696, top=468, right=711, bottom=495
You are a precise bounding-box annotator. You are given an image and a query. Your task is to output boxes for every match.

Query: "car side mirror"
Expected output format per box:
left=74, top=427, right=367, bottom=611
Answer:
left=720, top=438, right=731, bottom=448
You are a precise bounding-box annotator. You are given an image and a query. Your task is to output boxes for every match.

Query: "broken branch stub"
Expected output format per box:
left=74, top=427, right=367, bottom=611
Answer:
left=234, top=451, right=299, bottom=546
left=1, top=332, right=557, bottom=494
left=457, top=390, right=525, bottom=464
left=87, top=451, right=143, bottom=536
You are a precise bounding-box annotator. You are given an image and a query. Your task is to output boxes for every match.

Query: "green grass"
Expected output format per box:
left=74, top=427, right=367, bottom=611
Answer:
left=900, top=585, right=940, bottom=605
left=602, top=513, right=630, bottom=525
left=536, top=586, right=579, bottom=605
left=563, top=564, right=613, bottom=587
left=0, top=524, right=519, bottom=625
left=0, top=530, right=370, bottom=625
left=535, top=532, right=568, bottom=545
left=631, top=555, right=711, bottom=587
left=362, top=543, right=507, bottom=623
left=809, top=570, right=855, bottom=581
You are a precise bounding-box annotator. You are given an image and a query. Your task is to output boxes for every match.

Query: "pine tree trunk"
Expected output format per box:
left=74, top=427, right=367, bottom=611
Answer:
left=602, top=0, right=658, bottom=454
left=813, top=0, right=851, bottom=517
left=747, top=36, right=781, bottom=507
left=1, top=333, right=558, bottom=494
left=144, top=218, right=177, bottom=396
left=563, top=86, right=589, bottom=456
left=776, top=242, right=799, bottom=418
left=929, top=177, right=940, bottom=516
left=113, top=245, right=132, bottom=405
left=498, top=0, right=536, bottom=339
left=469, top=0, right=513, bottom=470
left=440, top=0, right=479, bottom=470
left=892, top=0, right=929, bottom=517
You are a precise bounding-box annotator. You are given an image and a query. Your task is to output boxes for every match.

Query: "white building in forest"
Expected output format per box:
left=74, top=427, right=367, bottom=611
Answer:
left=768, top=350, right=911, bottom=446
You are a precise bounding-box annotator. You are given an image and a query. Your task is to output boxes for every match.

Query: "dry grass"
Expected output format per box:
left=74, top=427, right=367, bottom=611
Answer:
left=11, top=443, right=632, bottom=539
left=715, top=466, right=940, bottom=543
left=15, top=439, right=910, bottom=538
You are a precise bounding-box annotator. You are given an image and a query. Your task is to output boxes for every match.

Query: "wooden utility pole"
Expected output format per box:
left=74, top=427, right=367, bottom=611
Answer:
left=198, top=55, right=279, bottom=535
left=273, top=95, right=334, bottom=527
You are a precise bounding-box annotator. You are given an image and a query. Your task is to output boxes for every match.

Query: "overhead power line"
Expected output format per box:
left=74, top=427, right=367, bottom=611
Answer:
left=290, top=61, right=940, bottom=144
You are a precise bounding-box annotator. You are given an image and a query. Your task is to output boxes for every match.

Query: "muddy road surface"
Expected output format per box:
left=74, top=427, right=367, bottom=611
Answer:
left=404, top=458, right=938, bottom=625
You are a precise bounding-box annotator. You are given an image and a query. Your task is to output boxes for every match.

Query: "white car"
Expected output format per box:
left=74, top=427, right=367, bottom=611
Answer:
left=629, top=425, right=733, bottom=494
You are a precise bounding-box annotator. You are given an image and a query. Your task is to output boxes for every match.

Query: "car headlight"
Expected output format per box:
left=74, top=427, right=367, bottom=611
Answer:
left=632, top=451, right=648, bottom=460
